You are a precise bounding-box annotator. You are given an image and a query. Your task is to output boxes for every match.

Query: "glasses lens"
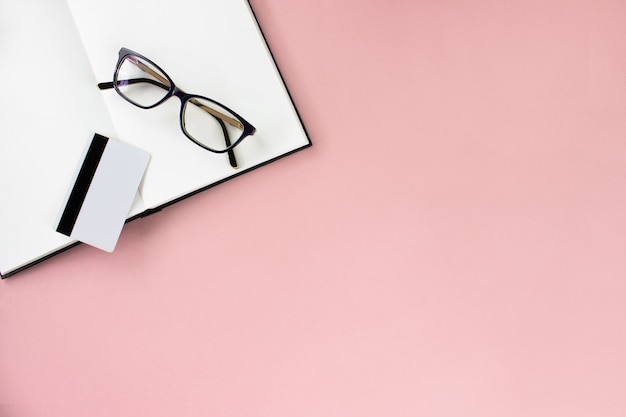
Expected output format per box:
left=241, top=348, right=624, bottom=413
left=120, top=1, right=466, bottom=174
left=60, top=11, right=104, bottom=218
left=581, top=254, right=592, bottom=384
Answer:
left=114, top=55, right=171, bottom=107
left=182, top=97, right=245, bottom=152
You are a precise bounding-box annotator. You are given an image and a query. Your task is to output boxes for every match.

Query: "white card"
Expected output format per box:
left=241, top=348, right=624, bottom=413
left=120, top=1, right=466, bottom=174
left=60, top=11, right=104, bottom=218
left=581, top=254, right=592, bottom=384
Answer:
left=57, top=134, right=150, bottom=252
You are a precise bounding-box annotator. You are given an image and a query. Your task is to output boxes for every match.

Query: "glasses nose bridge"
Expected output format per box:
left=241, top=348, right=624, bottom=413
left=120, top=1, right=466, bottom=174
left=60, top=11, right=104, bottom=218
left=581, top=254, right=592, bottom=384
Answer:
left=171, top=86, right=188, bottom=101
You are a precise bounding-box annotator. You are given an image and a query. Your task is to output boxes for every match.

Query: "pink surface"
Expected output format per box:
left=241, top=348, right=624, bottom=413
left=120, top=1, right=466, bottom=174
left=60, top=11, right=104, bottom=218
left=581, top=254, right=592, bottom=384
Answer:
left=2, top=0, right=626, bottom=415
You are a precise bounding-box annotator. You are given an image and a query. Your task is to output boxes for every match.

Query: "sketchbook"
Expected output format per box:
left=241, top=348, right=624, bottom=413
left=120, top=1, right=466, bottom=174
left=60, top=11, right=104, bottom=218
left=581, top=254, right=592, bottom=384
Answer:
left=0, top=0, right=311, bottom=278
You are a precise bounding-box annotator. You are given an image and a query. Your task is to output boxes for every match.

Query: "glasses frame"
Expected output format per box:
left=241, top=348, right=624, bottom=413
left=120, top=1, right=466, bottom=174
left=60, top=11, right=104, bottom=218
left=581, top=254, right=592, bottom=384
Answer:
left=98, top=47, right=256, bottom=168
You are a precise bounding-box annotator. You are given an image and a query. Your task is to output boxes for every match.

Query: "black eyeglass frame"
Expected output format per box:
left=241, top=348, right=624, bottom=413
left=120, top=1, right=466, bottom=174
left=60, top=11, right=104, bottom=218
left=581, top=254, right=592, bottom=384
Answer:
left=98, top=47, right=256, bottom=167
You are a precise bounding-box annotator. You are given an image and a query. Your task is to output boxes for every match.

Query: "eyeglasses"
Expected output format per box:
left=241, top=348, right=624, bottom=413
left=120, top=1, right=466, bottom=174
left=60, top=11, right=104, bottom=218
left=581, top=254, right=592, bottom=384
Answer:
left=98, top=47, right=256, bottom=169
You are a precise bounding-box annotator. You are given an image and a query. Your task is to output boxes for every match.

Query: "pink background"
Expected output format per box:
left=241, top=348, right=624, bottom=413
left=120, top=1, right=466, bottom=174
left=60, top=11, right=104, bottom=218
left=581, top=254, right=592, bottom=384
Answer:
left=2, top=0, right=626, bottom=415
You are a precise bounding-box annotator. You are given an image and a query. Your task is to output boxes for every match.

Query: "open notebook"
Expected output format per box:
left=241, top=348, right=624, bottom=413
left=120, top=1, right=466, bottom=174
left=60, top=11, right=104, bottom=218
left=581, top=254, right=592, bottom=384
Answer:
left=0, top=0, right=311, bottom=278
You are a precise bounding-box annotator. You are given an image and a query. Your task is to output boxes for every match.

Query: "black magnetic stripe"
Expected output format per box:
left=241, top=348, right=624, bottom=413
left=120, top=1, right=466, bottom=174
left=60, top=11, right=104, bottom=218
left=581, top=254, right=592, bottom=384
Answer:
left=56, top=134, right=109, bottom=236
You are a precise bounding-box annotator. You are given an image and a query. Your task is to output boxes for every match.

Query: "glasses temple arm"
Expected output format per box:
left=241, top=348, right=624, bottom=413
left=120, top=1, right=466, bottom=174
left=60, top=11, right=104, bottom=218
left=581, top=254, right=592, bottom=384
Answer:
left=216, top=118, right=239, bottom=169
left=98, top=78, right=169, bottom=90
left=128, top=56, right=170, bottom=86
left=188, top=98, right=244, bottom=130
